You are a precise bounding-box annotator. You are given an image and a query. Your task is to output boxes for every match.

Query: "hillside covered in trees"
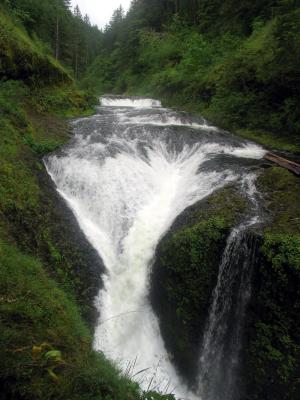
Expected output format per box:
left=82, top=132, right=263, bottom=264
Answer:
left=84, top=0, right=300, bottom=152
left=1, top=0, right=103, bottom=77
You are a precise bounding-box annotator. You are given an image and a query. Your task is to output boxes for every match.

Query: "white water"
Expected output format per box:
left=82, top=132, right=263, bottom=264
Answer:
left=198, top=220, right=258, bottom=400
left=101, top=96, right=162, bottom=108
left=116, top=111, right=218, bottom=131
left=45, top=97, right=266, bottom=399
left=197, top=173, right=261, bottom=400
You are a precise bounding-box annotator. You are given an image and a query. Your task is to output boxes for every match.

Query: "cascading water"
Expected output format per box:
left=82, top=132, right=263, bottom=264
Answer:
left=197, top=225, right=259, bottom=400
left=197, top=175, right=261, bottom=400
left=45, top=96, right=266, bottom=399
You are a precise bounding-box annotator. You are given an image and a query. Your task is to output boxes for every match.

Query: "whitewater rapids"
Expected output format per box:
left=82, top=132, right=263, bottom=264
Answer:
left=45, top=96, right=266, bottom=399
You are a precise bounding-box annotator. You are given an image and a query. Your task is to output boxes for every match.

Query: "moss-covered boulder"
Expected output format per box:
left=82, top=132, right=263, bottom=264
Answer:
left=151, top=166, right=300, bottom=399
left=150, top=187, right=247, bottom=385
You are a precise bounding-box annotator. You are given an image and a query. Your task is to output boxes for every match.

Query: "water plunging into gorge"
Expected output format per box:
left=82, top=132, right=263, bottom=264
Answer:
left=45, top=96, right=266, bottom=399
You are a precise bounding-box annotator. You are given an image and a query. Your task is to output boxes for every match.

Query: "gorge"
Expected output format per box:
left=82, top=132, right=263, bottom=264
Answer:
left=1, top=2, right=300, bottom=400
left=45, top=96, right=267, bottom=399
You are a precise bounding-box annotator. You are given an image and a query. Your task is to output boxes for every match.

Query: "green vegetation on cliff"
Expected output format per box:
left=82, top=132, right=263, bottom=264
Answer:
left=242, top=167, right=300, bottom=400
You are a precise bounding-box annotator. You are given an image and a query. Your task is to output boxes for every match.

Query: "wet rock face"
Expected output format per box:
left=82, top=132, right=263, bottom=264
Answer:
left=38, top=169, right=105, bottom=328
left=4, top=166, right=104, bottom=328
left=150, top=188, right=247, bottom=386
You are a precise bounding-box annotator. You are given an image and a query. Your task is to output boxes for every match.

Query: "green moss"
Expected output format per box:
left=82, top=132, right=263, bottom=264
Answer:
left=258, top=167, right=300, bottom=235
left=243, top=232, right=300, bottom=400
left=0, top=77, right=98, bottom=313
left=33, top=85, right=97, bottom=118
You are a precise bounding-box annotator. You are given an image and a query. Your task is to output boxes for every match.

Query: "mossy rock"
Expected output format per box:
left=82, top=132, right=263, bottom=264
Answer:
left=150, top=187, right=247, bottom=385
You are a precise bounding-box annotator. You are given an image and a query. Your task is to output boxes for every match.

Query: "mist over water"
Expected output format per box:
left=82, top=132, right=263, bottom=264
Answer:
left=45, top=96, right=266, bottom=399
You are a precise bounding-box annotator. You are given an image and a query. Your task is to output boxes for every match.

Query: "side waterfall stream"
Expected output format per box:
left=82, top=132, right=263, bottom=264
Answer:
left=45, top=96, right=266, bottom=399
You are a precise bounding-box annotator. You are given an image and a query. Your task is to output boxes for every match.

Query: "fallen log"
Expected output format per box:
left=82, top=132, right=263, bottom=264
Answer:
left=263, top=152, right=300, bottom=176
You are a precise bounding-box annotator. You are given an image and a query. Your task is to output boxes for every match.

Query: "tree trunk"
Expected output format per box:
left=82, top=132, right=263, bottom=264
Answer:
left=264, top=152, right=300, bottom=176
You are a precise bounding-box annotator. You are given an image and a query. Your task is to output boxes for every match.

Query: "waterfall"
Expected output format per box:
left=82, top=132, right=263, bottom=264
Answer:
left=45, top=96, right=265, bottom=399
left=197, top=222, right=259, bottom=400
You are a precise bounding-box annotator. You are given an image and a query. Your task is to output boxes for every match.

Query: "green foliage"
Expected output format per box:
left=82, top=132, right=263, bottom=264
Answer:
left=244, top=232, right=300, bottom=400
left=262, top=233, right=300, bottom=271
left=0, top=78, right=94, bottom=212
left=1, top=0, right=102, bottom=77
left=258, top=167, right=300, bottom=234
left=241, top=166, right=300, bottom=400
left=0, top=8, right=71, bottom=83
left=0, top=81, right=40, bottom=210
left=0, top=77, right=97, bottom=311
left=33, top=85, right=97, bottom=117
left=236, top=129, right=300, bottom=153
left=0, top=243, right=149, bottom=400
